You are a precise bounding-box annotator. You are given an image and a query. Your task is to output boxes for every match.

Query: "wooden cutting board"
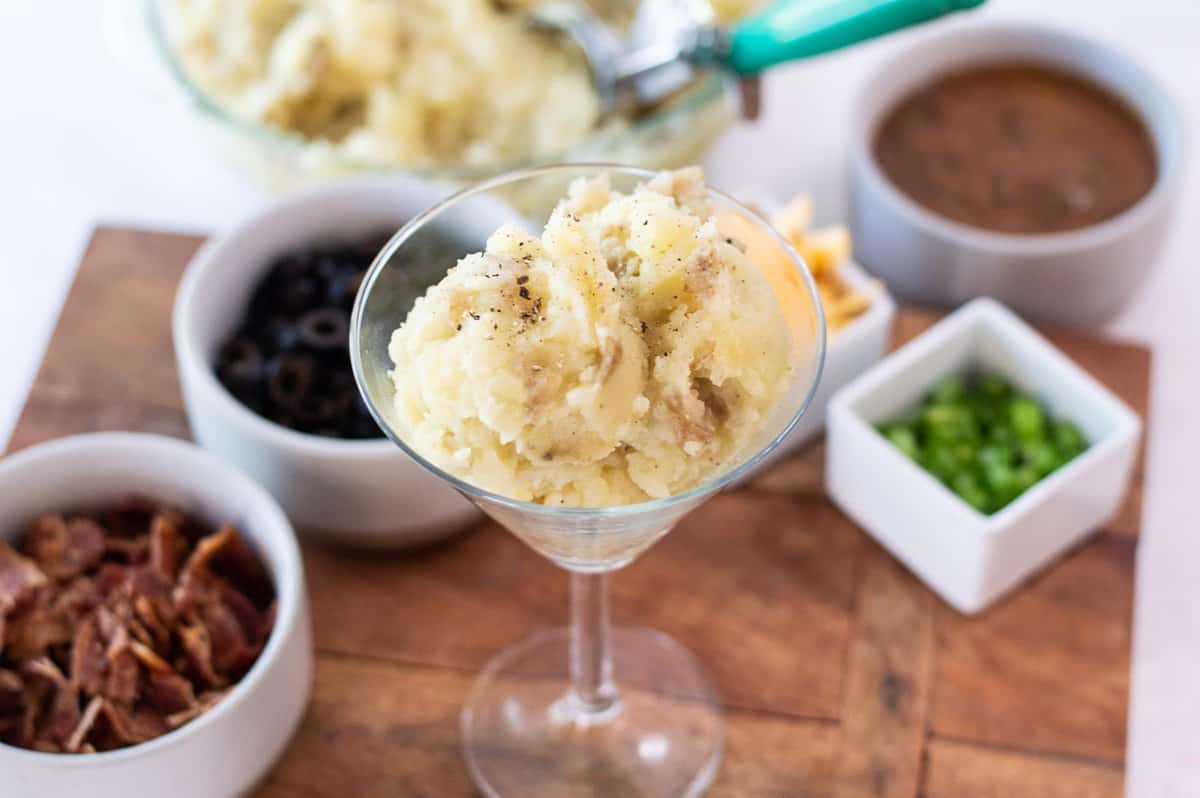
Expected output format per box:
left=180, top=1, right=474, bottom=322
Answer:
left=7, top=227, right=1150, bottom=797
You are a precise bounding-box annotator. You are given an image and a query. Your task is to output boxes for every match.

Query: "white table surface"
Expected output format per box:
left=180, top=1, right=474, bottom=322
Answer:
left=0, top=1, right=1195, bottom=793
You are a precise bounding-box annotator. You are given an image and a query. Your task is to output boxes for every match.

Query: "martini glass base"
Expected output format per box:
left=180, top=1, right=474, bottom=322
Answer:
left=462, top=626, right=724, bottom=798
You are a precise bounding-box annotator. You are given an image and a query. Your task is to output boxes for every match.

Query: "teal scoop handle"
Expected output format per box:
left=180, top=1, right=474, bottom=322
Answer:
left=726, top=0, right=987, bottom=75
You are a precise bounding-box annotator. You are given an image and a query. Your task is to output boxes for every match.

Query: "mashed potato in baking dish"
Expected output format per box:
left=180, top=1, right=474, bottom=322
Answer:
left=387, top=168, right=792, bottom=507
left=166, top=0, right=606, bottom=169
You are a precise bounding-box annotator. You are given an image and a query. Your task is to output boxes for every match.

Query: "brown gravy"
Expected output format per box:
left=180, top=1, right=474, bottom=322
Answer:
left=873, top=64, right=1157, bottom=234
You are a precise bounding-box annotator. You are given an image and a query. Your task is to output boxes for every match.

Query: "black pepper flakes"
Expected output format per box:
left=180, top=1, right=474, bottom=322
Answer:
left=519, top=287, right=531, bottom=300
left=516, top=275, right=529, bottom=285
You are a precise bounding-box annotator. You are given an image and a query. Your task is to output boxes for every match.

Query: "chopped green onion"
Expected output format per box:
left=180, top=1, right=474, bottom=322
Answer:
left=875, top=373, right=1089, bottom=515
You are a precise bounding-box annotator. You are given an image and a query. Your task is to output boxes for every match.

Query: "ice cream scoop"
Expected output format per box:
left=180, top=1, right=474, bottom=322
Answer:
left=531, top=0, right=987, bottom=116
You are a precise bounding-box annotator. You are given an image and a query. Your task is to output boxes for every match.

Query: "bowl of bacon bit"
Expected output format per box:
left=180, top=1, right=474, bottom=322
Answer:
left=0, top=432, right=310, bottom=798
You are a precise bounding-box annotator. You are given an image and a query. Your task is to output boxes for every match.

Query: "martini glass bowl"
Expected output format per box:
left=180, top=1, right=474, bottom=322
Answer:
left=350, top=164, right=825, bottom=797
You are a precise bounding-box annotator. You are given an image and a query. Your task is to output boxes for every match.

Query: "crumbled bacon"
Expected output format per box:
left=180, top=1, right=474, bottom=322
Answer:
left=70, top=614, right=106, bottom=696
left=104, top=650, right=140, bottom=705
left=0, top=668, right=22, bottom=713
left=52, top=575, right=99, bottom=627
left=0, top=501, right=275, bottom=754
left=0, top=542, right=46, bottom=615
left=133, top=593, right=173, bottom=650
left=21, top=656, right=66, bottom=686
left=25, top=516, right=105, bottom=581
left=65, top=696, right=102, bottom=753
left=148, top=511, right=185, bottom=584
left=143, top=669, right=195, bottom=714
left=4, top=588, right=71, bottom=660
left=43, top=681, right=82, bottom=746
left=100, top=700, right=167, bottom=746
left=166, top=687, right=231, bottom=729
left=129, top=640, right=171, bottom=674
left=179, top=620, right=223, bottom=689
left=103, top=536, right=148, bottom=562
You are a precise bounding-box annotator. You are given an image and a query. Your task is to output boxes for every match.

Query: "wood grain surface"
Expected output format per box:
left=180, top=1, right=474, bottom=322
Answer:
left=6, top=228, right=1152, bottom=797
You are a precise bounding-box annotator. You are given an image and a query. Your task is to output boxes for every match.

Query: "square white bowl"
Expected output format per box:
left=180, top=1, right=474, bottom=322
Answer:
left=825, top=298, right=1141, bottom=614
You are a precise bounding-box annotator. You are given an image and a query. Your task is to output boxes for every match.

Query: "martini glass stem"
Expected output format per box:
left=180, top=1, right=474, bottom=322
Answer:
left=569, top=571, right=618, bottom=718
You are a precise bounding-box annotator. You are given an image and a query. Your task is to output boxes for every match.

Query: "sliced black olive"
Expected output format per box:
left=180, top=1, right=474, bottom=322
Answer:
left=314, top=252, right=347, bottom=284
left=219, top=378, right=265, bottom=415
left=247, top=277, right=277, bottom=319
left=267, top=353, right=316, bottom=409
left=276, top=274, right=321, bottom=316
left=218, top=233, right=396, bottom=439
left=323, top=367, right=357, bottom=393
left=296, top=308, right=349, bottom=351
left=273, top=250, right=319, bottom=279
left=255, top=316, right=301, bottom=357
left=326, top=269, right=366, bottom=310
left=284, top=393, right=340, bottom=425
left=321, top=375, right=358, bottom=414
left=216, top=337, right=267, bottom=411
left=217, top=337, right=263, bottom=381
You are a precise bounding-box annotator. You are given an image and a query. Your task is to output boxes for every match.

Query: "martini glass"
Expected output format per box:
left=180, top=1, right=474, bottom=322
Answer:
left=350, top=164, right=825, bottom=797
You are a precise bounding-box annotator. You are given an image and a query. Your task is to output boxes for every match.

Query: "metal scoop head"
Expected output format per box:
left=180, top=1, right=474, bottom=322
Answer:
left=528, top=0, right=714, bottom=116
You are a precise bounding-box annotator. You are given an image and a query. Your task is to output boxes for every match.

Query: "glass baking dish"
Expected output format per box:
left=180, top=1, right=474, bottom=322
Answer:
left=107, top=0, right=738, bottom=190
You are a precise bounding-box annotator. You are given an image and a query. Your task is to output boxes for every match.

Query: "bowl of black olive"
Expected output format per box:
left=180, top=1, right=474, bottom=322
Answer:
left=173, top=177, right=484, bottom=546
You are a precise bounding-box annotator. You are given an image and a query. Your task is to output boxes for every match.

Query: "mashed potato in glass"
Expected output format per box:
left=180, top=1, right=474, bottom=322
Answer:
left=387, top=168, right=792, bottom=507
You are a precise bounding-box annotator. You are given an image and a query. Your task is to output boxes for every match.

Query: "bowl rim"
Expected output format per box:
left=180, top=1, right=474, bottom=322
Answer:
left=0, top=432, right=305, bottom=765
left=852, top=19, right=1186, bottom=255
left=827, top=298, right=1142, bottom=528
left=351, top=163, right=829, bottom=520
left=173, top=175, right=444, bottom=460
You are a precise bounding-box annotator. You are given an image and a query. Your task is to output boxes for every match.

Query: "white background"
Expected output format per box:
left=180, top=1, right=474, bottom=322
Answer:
left=0, top=1, right=1196, bottom=793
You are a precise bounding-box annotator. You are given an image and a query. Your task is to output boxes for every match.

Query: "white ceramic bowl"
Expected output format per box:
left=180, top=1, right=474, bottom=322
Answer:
left=174, top=176, right=482, bottom=547
left=826, top=299, right=1140, bottom=614
left=850, top=22, right=1183, bottom=326
left=0, top=433, right=311, bottom=798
